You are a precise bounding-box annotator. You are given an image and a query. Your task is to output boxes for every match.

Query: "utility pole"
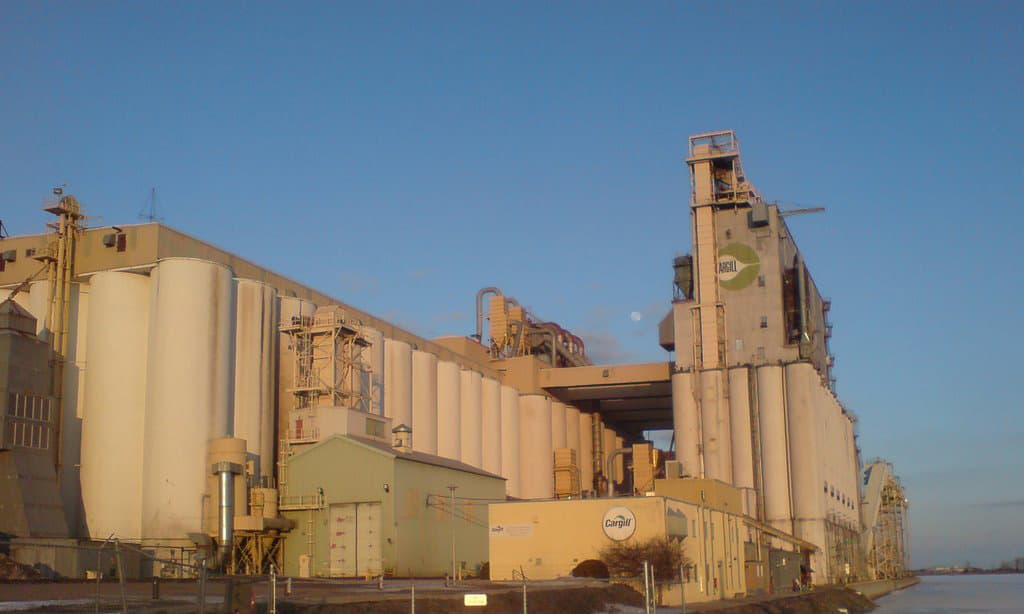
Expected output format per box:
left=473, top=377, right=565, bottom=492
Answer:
left=448, top=485, right=458, bottom=585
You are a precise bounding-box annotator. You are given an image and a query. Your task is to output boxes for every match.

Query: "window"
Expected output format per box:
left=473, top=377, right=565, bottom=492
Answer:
left=759, top=316, right=768, bottom=329
left=758, top=274, right=766, bottom=287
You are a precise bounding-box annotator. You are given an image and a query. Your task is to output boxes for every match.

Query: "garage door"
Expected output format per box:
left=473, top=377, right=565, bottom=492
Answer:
left=329, top=502, right=382, bottom=577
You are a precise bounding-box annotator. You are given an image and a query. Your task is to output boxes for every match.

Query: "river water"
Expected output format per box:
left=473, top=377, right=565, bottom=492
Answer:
left=874, top=574, right=1024, bottom=612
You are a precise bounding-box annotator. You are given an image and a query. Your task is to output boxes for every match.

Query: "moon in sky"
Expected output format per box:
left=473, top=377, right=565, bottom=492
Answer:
left=630, top=311, right=642, bottom=322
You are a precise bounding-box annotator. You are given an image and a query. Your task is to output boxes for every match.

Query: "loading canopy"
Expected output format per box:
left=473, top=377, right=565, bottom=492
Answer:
left=539, top=362, right=672, bottom=438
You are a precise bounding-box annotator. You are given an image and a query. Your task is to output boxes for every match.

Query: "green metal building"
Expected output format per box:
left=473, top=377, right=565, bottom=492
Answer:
left=280, top=432, right=505, bottom=578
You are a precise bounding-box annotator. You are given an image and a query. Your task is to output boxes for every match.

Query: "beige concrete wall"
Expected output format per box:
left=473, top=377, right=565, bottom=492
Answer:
left=488, top=496, right=746, bottom=605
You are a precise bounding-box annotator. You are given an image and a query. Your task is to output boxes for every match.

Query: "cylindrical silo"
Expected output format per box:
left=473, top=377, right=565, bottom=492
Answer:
left=384, top=339, right=413, bottom=426
left=436, top=360, right=461, bottom=460
left=233, top=279, right=278, bottom=480
left=411, top=350, right=438, bottom=454
left=459, top=370, right=483, bottom=468
left=786, top=362, right=827, bottom=579
left=80, top=271, right=151, bottom=539
left=602, top=427, right=616, bottom=486
left=364, top=327, right=385, bottom=415
left=519, top=395, right=553, bottom=499
left=700, top=369, right=733, bottom=483
left=481, top=377, right=502, bottom=476
left=565, top=405, right=581, bottom=465
left=278, top=296, right=316, bottom=444
left=143, top=258, right=234, bottom=539
left=757, top=365, right=792, bottom=533
left=500, top=385, right=521, bottom=497
left=550, top=401, right=567, bottom=450
left=786, top=362, right=824, bottom=540
left=671, top=372, right=701, bottom=477
left=728, top=367, right=755, bottom=497
left=578, top=412, right=594, bottom=493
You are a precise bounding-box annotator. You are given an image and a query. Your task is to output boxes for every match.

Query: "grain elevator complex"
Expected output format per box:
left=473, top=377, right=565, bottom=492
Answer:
left=0, top=131, right=909, bottom=600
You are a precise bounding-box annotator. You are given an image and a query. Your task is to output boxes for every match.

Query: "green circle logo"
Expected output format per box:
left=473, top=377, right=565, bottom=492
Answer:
left=718, top=243, right=760, bottom=291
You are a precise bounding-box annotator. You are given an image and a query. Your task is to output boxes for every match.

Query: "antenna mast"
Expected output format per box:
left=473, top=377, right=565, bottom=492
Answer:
left=139, top=187, right=164, bottom=222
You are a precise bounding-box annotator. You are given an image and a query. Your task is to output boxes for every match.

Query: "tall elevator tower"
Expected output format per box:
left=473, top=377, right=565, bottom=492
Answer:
left=668, top=131, right=863, bottom=583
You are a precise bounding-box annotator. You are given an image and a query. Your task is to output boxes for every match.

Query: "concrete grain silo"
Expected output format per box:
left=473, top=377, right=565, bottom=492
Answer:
left=518, top=394, right=552, bottom=499
left=233, top=278, right=278, bottom=480
left=757, top=365, right=791, bottom=533
left=411, top=350, right=438, bottom=454
left=436, top=360, right=461, bottom=460
left=499, top=385, right=521, bottom=497
left=480, top=377, right=502, bottom=476
left=550, top=401, right=567, bottom=450
left=80, top=271, right=151, bottom=539
left=142, top=258, right=234, bottom=540
left=384, top=338, right=413, bottom=427
left=578, top=411, right=594, bottom=493
left=459, top=369, right=483, bottom=468
left=671, top=371, right=700, bottom=477
left=728, top=367, right=756, bottom=515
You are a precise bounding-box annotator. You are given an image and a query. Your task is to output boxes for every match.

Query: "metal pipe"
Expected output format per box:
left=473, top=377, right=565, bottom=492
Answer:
left=474, top=287, right=502, bottom=341
left=606, top=447, right=632, bottom=497
left=212, top=461, right=242, bottom=568
left=219, top=471, right=233, bottom=562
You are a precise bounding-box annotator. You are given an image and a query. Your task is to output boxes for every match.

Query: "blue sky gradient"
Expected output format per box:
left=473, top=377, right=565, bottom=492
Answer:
left=2, top=2, right=1021, bottom=567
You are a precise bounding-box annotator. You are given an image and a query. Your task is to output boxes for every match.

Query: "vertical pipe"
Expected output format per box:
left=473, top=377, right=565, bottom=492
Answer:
left=699, top=370, right=732, bottom=483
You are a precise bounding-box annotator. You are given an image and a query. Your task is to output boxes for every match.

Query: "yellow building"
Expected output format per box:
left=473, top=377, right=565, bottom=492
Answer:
left=488, top=491, right=748, bottom=606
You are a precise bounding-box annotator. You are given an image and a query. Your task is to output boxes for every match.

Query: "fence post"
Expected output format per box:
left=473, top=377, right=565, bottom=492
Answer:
left=642, top=560, right=651, bottom=614
left=197, top=563, right=207, bottom=614
left=411, top=583, right=415, bottom=614
left=522, top=580, right=527, bottom=614
left=269, top=564, right=277, bottom=614
left=114, top=540, right=128, bottom=614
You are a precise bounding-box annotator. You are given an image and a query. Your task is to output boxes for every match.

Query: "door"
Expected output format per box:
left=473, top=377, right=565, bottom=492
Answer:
left=356, top=502, right=382, bottom=576
left=329, top=503, right=357, bottom=577
left=328, top=502, right=382, bottom=577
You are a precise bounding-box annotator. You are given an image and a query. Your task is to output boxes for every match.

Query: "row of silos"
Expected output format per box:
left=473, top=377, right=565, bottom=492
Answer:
left=378, top=339, right=609, bottom=500
left=79, top=258, right=284, bottom=542
left=672, top=362, right=861, bottom=541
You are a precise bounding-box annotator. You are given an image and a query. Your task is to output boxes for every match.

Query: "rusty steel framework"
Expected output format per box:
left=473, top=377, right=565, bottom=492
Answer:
left=869, top=473, right=910, bottom=579
left=824, top=513, right=867, bottom=583
left=477, top=287, right=589, bottom=368
left=228, top=530, right=284, bottom=575
left=280, top=306, right=372, bottom=428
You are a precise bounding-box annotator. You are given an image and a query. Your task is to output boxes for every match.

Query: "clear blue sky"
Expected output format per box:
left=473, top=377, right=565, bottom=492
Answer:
left=2, top=2, right=1021, bottom=568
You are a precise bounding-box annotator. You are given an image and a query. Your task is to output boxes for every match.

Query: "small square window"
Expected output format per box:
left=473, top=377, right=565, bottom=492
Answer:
left=725, top=229, right=732, bottom=240
left=758, top=274, right=766, bottom=287
left=759, top=316, right=768, bottom=328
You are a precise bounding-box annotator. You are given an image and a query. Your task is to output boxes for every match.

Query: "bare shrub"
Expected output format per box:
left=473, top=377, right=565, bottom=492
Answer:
left=599, top=537, right=688, bottom=580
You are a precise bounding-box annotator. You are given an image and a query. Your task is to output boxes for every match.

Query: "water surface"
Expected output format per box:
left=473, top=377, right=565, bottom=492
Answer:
left=875, top=574, right=1024, bottom=613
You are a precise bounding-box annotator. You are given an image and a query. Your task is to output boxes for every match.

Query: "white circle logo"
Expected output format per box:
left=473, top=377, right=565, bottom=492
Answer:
left=602, top=506, right=637, bottom=541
